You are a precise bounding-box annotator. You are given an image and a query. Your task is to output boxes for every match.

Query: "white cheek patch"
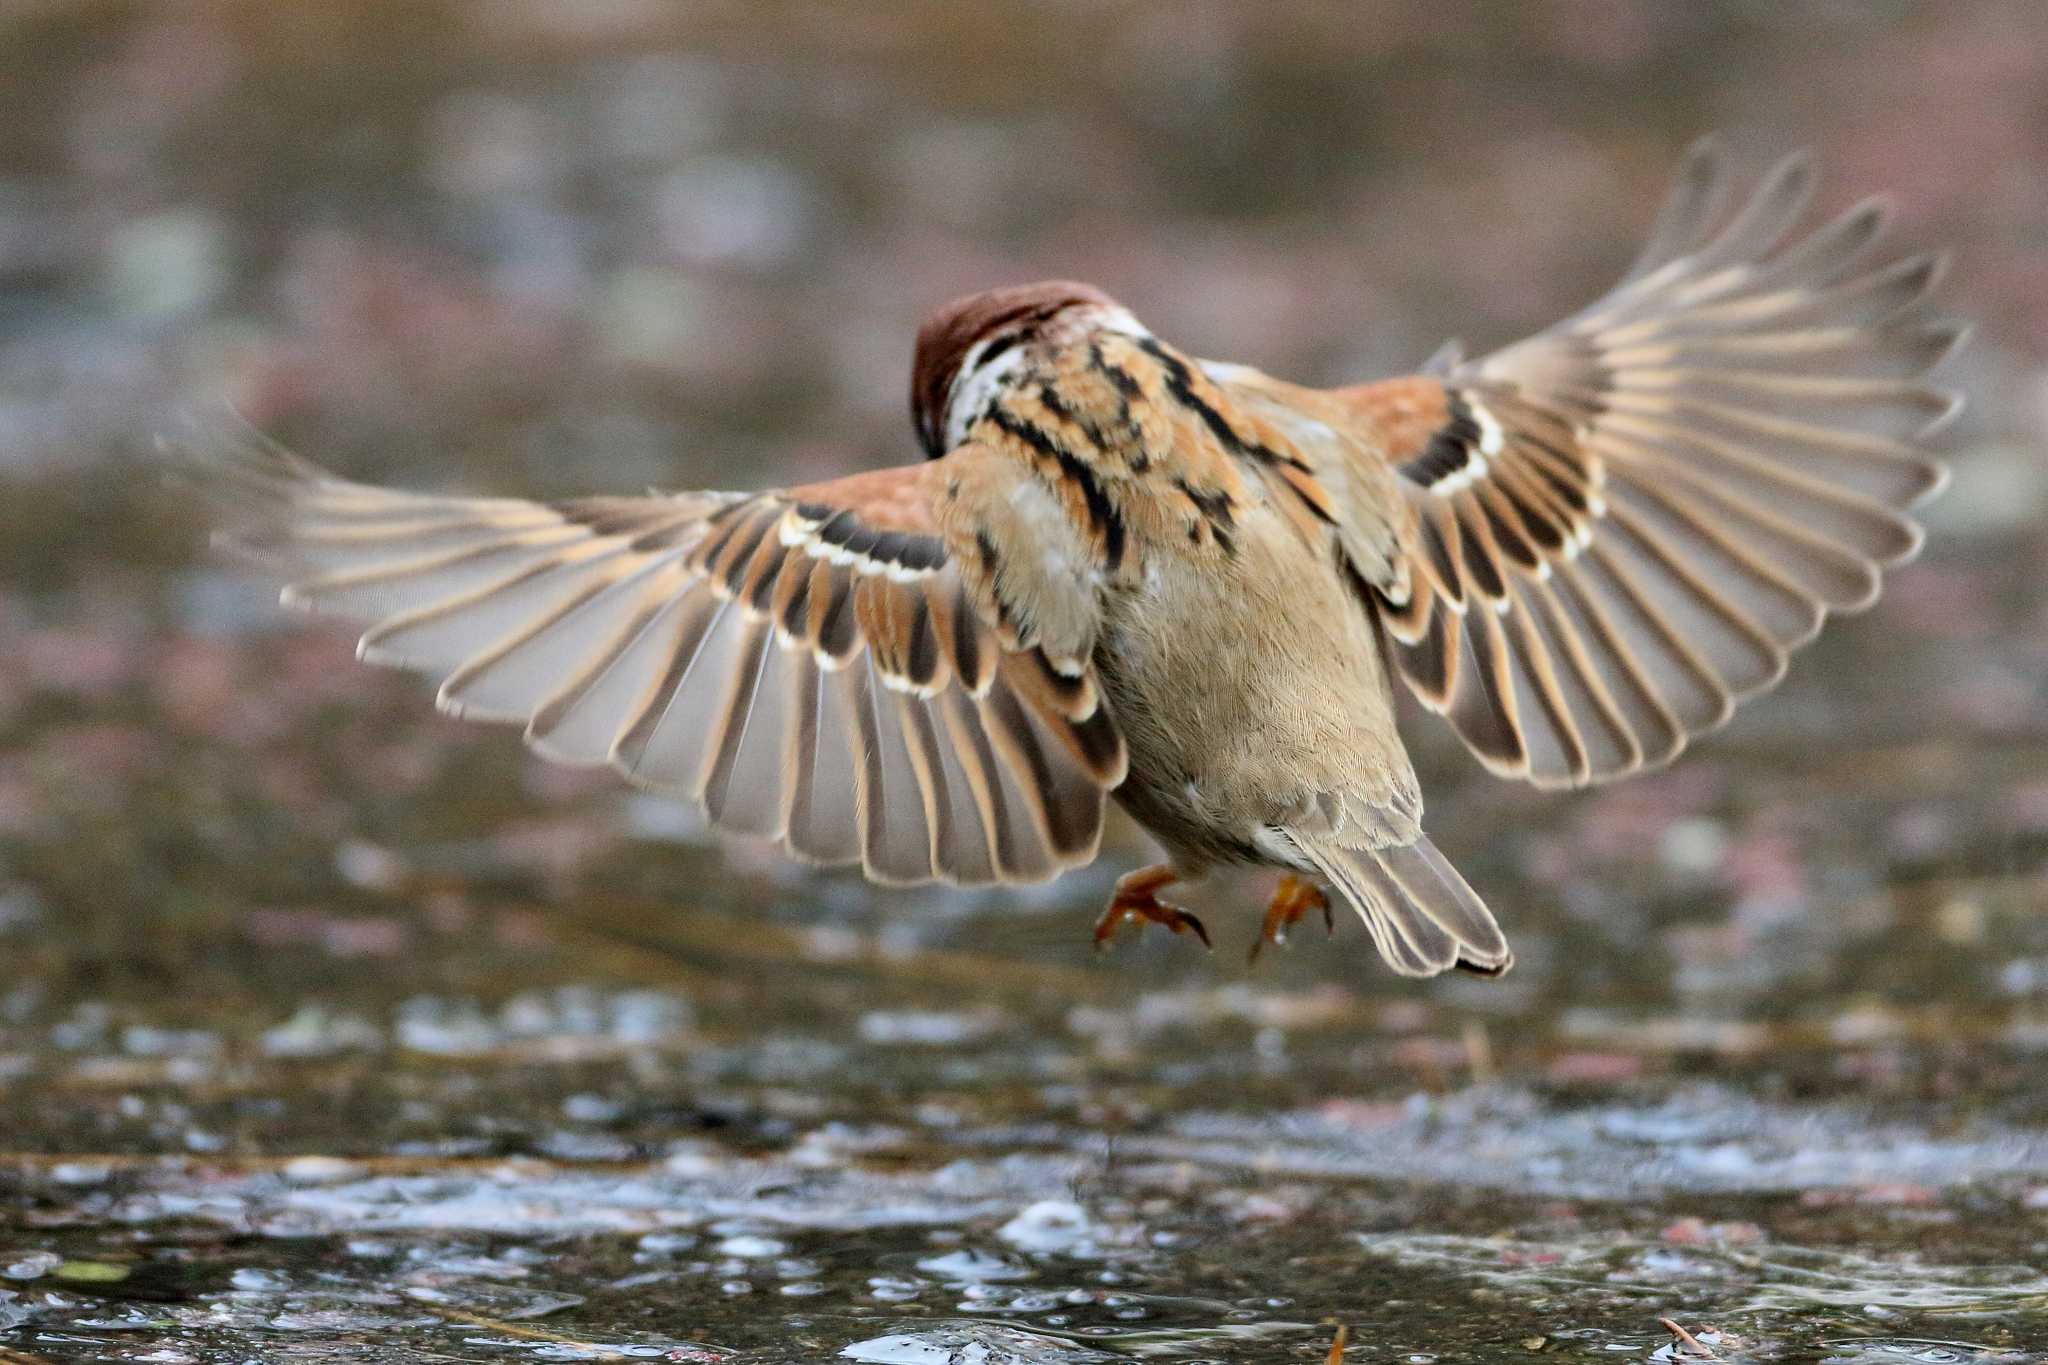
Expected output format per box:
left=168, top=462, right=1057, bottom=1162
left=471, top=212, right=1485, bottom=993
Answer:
left=941, top=305, right=1152, bottom=452
left=943, top=338, right=1030, bottom=451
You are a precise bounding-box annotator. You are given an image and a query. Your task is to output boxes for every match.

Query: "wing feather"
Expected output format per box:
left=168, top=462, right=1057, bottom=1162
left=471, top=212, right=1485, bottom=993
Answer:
left=165, top=420, right=1125, bottom=886
left=1339, top=144, right=1958, bottom=788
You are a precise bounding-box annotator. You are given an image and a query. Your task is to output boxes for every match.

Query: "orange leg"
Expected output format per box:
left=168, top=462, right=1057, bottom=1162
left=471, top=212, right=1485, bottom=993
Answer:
left=1092, top=864, right=1211, bottom=951
left=1248, top=874, right=1332, bottom=962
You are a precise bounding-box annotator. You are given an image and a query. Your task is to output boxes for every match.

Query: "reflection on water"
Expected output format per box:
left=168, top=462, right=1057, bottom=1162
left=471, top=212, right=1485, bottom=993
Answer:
left=2, top=1, right=2047, bottom=1361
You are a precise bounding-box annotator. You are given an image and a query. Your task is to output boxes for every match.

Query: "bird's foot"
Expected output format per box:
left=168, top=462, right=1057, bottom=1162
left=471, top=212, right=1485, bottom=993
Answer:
left=1093, top=864, right=1210, bottom=951
left=1248, top=874, right=1332, bottom=962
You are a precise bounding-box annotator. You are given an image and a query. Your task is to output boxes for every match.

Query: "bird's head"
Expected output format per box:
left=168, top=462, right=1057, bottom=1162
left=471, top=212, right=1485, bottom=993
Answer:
left=910, top=280, right=1134, bottom=458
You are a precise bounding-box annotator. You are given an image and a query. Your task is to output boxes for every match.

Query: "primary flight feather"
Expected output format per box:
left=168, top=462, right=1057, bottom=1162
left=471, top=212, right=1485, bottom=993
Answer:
left=168, top=140, right=1959, bottom=977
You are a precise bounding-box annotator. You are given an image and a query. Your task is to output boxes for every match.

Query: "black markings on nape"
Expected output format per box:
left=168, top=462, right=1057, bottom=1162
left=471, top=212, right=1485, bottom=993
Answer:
left=1403, top=390, right=1484, bottom=488
left=1088, top=340, right=1142, bottom=435
left=975, top=330, right=1024, bottom=372
left=1036, top=381, right=1107, bottom=452
left=985, top=404, right=1059, bottom=461
left=1091, top=341, right=1142, bottom=398
left=1137, top=335, right=1308, bottom=472
left=988, top=406, right=1126, bottom=573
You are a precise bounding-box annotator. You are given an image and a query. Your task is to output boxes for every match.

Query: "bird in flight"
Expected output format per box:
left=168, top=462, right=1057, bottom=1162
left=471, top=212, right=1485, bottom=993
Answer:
left=169, top=140, right=1960, bottom=979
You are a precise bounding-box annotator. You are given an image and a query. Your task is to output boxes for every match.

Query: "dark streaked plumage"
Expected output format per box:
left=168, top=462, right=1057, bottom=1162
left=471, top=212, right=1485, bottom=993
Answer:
left=164, top=140, right=1958, bottom=979
left=910, top=280, right=1115, bottom=458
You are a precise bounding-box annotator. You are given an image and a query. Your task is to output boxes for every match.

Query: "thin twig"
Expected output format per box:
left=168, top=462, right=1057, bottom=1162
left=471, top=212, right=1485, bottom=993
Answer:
left=431, top=1304, right=625, bottom=1359
left=1658, top=1318, right=1716, bottom=1359
left=555, top=899, right=1116, bottom=1000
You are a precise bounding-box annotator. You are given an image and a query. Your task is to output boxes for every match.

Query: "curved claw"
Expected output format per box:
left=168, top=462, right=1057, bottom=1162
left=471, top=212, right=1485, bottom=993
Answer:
left=1247, top=875, right=1331, bottom=963
left=1092, top=864, right=1211, bottom=952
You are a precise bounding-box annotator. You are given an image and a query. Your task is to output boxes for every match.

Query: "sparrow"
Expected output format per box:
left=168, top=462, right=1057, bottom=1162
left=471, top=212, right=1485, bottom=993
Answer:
left=167, top=141, right=1960, bottom=978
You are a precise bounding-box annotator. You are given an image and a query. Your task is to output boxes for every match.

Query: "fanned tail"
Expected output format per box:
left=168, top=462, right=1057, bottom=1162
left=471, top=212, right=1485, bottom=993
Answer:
left=1290, top=832, right=1512, bottom=979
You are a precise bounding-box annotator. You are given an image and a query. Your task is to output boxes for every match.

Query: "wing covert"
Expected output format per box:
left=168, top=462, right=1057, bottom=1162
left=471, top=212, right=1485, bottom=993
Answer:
left=1338, top=141, right=1960, bottom=789
left=167, top=422, right=1126, bottom=885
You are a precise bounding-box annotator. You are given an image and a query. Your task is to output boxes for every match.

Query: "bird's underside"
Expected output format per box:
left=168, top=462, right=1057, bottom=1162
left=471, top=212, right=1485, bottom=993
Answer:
left=166, top=139, right=1959, bottom=979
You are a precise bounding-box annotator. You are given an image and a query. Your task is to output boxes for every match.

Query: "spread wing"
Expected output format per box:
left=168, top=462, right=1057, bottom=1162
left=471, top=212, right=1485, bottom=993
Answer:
left=1338, top=141, right=1961, bottom=789
left=166, top=421, right=1126, bottom=885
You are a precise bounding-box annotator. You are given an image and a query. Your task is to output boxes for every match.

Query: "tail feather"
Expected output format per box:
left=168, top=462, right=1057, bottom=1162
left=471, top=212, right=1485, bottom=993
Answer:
left=1296, top=833, right=1513, bottom=979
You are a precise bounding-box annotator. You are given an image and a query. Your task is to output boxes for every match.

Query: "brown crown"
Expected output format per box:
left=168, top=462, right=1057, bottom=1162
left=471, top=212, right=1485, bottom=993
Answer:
left=910, top=280, right=1117, bottom=457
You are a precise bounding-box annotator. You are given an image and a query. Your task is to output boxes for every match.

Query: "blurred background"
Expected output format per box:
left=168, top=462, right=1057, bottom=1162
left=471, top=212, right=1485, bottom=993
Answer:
left=3, top=3, right=2048, bottom=1362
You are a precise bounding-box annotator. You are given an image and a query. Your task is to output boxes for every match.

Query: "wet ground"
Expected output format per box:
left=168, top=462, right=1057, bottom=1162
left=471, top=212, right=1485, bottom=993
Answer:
left=4, top=586, right=2046, bottom=1363
left=5, top=3, right=2048, bottom=1361
left=6, top=809, right=2048, bottom=1363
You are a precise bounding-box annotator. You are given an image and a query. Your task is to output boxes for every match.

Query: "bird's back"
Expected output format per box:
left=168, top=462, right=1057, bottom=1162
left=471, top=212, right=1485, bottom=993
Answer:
left=989, top=332, right=1427, bottom=873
